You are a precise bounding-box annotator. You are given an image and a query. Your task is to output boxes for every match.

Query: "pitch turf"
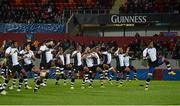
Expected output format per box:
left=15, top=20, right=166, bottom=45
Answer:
left=0, top=79, right=180, bottom=105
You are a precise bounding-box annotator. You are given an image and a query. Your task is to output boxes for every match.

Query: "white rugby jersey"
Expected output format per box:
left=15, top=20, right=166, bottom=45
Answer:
left=59, top=54, right=65, bottom=65
left=102, top=51, right=112, bottom=64
left=5, top=46, right=11, bottom=54
left=124, top=55, right=130, bottom=67
left=10, top=48, right=19, bottom=66
left=91, top=52, right=100, bottom=65
left=20, top=50, right=34, bottom=65
left=39, top=45, right=48, bottom=51
left=39, top=45, right=48, bottom=64
left=45, top=48, right=53, bottom=63
left=118, top=54, right=125, bottom=67
left=72, top=51, right=82, bottom=66
left=65, top=54, right=71, bottom=65
left=85, top=54, right=93, bottom=67
left=143, top=48, right=157, bottom=62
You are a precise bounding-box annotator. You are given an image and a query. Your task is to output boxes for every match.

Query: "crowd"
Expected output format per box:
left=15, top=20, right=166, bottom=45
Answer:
left=1, top=37, right=179, bottom=59
left=42, top=37, right=180, bottom=59
left=119, top=0, right=180, bottom=13
left=0, top=0, right=63, bottom=23
left=0, top=0, right=114, bottom=23
left=0, top=0, right=180, bottom=23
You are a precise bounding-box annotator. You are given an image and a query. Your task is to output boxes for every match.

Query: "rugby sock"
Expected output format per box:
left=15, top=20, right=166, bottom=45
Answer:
left=23, top=76, right=28, bottom=87
left=100, top=72, right=104, bottom=86
left=88, top=71, right=94, bottom=87
left=43, top=79, right=47, bottom=85
left=104, top=70, right=109, bottom=80
left=34, top=80, right=41, bottom=92
left=34, top=73, right=38, bottom=82
left=0, top=84, right=4, bottom=91
left=44, top=73, right=49, bottom=85
left=70, top=78, right=75, bottom=87
left=120, top=78, right=123, bottom=85
left=145, top=78, right=150, bottom=88
left=89, top=78, right=94, bottom=87
left=18, top=78, right=23, bottom=90
left=12, top=76, right=17, bottom=87
left=55, top=68, right=62, bottom=85
left=145, top=73, right=152, bottom=88
left=166, top=62, right=172, bottom=72
left=3, top=79, right=9, bottom=89
left=1, top=70, right=4, bottom=76
left=55, top=76, right=60, bottom=85
left=134, top=72, right=137, bottom=79
left=85, top=72, right=89, bottom=82
left=126, top=72, right=130, bottom=80
left=82, top=78, right=85, bottom=87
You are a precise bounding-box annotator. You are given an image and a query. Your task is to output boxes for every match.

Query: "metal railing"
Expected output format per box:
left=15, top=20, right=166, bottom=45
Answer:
left=63, top=9, right=111, bottom=23
left=68, top=9, right=111, bottom=15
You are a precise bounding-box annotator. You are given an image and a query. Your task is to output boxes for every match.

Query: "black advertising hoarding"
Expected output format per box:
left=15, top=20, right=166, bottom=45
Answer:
left=74, top=14, right=180, bottom=25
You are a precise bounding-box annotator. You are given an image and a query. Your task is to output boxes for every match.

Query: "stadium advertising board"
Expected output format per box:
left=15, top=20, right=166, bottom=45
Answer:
left=0, top=24, right=65, bottom=33
left=110, top=15, right=147, bottom=24
left=74, top=13, right=180, bottom=25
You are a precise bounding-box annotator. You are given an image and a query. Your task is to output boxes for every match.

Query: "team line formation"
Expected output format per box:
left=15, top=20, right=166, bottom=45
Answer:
left=0, top=40, right=176, bottom=95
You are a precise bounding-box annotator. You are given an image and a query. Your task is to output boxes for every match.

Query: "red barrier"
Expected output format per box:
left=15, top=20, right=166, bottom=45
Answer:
left=154, top=69, right=163, bottom=80
left=0, top=33, right=25, bottom=45
left=0, top=33, right=179, bottom=46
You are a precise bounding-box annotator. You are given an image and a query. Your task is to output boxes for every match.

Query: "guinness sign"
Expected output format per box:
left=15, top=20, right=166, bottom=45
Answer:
left=111, top=15, right=147, bottom=24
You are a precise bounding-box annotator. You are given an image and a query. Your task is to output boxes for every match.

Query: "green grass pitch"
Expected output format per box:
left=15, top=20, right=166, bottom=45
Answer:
left=0, top=79, right=180, bottom=105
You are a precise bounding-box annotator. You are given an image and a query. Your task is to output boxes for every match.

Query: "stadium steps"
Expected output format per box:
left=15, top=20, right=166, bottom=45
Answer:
left=110, top=0, right=126, bottom=14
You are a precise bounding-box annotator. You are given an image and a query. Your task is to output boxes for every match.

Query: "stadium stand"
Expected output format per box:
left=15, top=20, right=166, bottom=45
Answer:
left=1, top=0, right=180, bottom=23
left=119, top=0, right=180, bottom=13
left=0, top=0, right=114, bottom=23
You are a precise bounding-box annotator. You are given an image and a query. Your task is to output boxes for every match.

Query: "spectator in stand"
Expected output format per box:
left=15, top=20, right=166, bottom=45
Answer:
left=135, top=33, right=140, bottom=37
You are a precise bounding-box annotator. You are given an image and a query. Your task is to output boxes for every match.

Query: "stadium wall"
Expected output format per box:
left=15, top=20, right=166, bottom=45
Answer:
left=25, top=69, right=180, bottom=80
left=83, top=30, right=180, bottom=37
left=0, top=33, right=179, bottom=47
left=104, top=30, right=180, bottom=37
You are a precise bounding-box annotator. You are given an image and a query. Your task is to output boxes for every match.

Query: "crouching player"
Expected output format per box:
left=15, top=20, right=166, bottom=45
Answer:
left=81, top=47, right=94, bottom=88
left=71, top=46, right=85, bottom=89
left=64, top=49, right=73, bottom=86
left=33, top=66, right=47, bottom=92
left=33, top=50, right=57, bottom=92
left=114, top=48, right=128, bottom=87
left=101, top=47, right=116, bottom=86
left=17, top=43, right=36, bottom=90
left=0, top=41, right=28, bottom=95
left=124, top=47, right=138, bottom=81
left=91, top=47, right=103, bottom=88
left=55, top=47, right=65, bottom=86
